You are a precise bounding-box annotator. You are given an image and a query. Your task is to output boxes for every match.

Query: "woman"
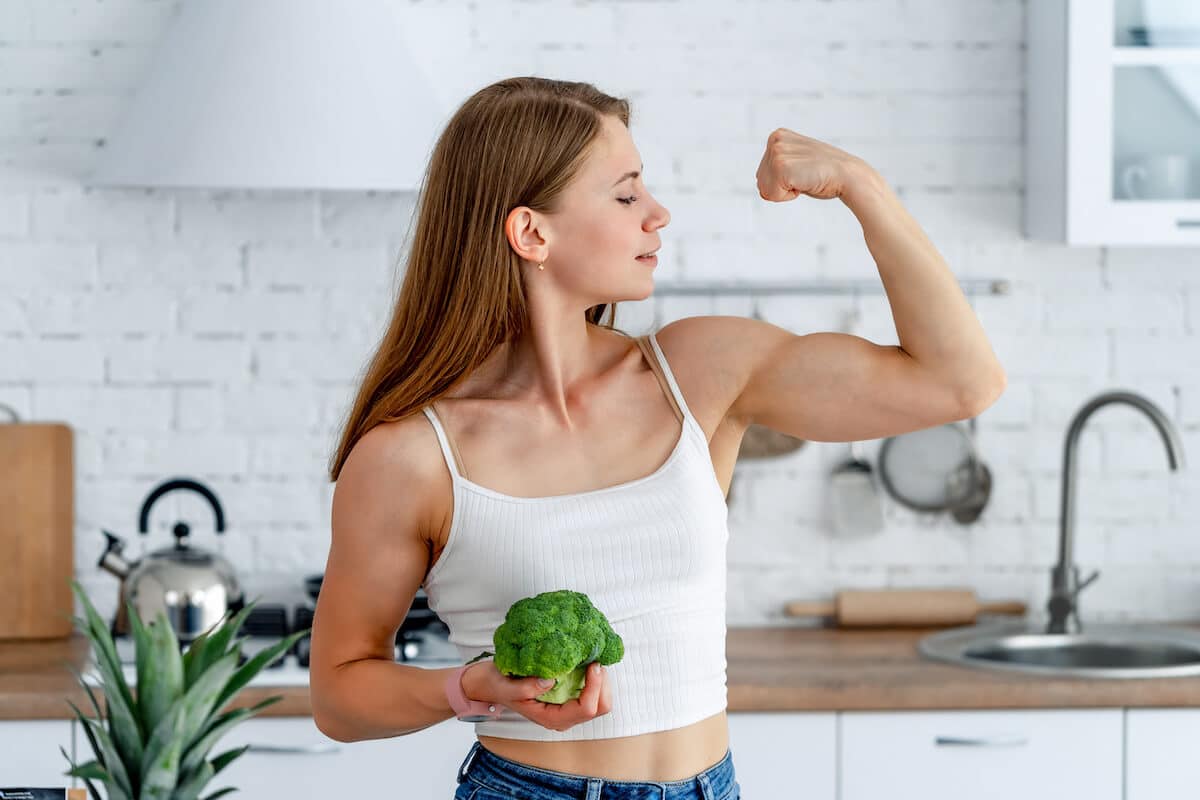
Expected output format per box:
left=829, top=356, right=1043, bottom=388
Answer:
left=309, top=76, right=1006, bottom=799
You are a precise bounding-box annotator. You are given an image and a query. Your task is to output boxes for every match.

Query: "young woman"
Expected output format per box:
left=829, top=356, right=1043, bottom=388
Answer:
left=309, top=76, right=1006, bottom=800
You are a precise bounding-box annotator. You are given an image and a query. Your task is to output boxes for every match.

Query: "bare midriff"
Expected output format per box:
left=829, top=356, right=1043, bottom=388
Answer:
left=475, top=710, right=729, bottom=782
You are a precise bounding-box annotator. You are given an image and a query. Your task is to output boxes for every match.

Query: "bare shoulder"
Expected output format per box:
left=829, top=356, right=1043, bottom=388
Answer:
left=652, top=314, right=791, bottom=436
left=333, top=410, right=450, bottom=547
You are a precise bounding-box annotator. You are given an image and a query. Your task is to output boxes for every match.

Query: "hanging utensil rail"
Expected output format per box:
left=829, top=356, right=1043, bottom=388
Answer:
left=650, top=278, right=1009, bottom=296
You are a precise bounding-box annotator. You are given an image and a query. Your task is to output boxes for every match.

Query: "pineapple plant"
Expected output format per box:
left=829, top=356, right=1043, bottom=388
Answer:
left=60, top=579, right=311, bottom=800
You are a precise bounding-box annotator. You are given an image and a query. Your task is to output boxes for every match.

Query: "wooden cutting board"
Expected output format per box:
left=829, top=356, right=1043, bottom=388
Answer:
left=0, top=421, right=74, bottom=639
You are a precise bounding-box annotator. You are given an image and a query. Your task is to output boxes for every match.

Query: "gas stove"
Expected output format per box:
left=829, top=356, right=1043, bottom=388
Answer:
left=84, top=596, right=465, bottom=689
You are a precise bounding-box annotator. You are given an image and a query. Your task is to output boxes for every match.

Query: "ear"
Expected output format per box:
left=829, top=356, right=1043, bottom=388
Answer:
left=505, top=205, right=549, bottom=263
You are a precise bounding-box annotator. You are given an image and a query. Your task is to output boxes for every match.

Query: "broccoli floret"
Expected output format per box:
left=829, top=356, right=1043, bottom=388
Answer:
left=473, top=589, right=624, bottom=704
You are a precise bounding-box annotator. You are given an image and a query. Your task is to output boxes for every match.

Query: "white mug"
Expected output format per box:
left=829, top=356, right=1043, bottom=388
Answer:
left=1119, top=154, right=1194, bottom=200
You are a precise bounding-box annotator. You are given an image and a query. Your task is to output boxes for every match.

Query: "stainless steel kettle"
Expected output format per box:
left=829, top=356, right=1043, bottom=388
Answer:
left=98, top=477, right=244, bottom=642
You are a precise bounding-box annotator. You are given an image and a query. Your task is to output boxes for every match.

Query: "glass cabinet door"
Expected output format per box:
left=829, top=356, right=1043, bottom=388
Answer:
left=1112, top=0, right=1200, bottom=204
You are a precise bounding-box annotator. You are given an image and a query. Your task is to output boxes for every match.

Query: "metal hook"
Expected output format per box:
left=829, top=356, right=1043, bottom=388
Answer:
left=750, top=289, right=764, bottom=322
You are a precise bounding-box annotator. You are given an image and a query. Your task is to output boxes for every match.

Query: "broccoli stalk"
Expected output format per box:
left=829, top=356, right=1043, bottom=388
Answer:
left=471, top=589, right=624, bottom=705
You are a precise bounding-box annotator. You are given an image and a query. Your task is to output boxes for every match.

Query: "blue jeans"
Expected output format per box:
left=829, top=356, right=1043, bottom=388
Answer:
left=453, top=740, right=742, bottom=800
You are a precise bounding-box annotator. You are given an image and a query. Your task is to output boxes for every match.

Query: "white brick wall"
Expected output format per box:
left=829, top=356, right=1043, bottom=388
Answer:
left=1, top=0, right=1196, bottom=630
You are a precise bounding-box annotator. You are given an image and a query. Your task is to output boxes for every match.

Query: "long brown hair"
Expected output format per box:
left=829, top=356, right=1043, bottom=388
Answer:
left=328, top=77, right=634, bottom=482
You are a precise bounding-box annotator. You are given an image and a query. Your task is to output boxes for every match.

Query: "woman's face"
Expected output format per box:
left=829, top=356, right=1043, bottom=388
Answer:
left=527, top=114, right=671, bottom=303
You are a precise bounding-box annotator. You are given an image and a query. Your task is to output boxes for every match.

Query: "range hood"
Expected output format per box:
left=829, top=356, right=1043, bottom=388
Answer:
left=87, top=0, right=449, bottom=192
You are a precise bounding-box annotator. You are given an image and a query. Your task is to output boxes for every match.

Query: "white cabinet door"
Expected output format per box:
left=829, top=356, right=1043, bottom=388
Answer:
left=727, top=712, right=835, bottom=800
left=0, top=719, right=75, bottom=789
left=1026, top=0, right=1200, bottom=245
left=216, top=716, right=479, bottom=799
left=1126, top=708, right=1200, bottom=800
left=840, top=708, right=1123, bottom=800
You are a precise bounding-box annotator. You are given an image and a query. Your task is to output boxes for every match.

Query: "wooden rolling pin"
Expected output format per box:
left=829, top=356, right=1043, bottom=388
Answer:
left=784, top=588, right=1027, bottom=628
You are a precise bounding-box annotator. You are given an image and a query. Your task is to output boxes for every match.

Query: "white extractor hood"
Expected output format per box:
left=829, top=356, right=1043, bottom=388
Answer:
left=87, top=0, right=450, bottom=192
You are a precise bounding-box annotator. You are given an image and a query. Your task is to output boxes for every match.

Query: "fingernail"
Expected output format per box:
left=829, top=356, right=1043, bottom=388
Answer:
left=538, top=678, right=554, bottom=688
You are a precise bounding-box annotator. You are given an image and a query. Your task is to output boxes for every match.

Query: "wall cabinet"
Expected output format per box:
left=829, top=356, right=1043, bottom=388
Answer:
left=1026, top=0, right=1200, bottom=244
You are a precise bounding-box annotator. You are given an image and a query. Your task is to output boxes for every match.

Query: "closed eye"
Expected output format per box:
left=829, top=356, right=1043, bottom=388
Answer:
left=618, top=196, right=638, bottom=205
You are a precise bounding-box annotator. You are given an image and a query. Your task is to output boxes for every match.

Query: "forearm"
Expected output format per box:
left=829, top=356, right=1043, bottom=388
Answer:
left=840, top=164, right=1006, bottom=405
left=310, top=658, right=460, bottom=742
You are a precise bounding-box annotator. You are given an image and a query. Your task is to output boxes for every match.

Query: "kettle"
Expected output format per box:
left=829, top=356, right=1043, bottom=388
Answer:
left=98, top=477, right=244, bottom=642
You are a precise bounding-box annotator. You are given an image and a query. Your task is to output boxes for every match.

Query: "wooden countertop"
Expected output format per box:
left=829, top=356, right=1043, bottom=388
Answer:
left=7, top=625, right=1200, bottom=721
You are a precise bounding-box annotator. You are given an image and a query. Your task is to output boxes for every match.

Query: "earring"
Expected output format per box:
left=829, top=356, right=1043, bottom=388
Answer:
left=537, top=261, right=544, bottom=271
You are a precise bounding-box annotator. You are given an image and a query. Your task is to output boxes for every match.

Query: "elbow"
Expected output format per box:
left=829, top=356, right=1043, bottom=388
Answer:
left=310, top=676, right=354, bottom=743
left=313, top=715, right=349, bottom=743
left=311, top=704, right=351, bottom=743
left=959, top=370, right=1007, bottom=417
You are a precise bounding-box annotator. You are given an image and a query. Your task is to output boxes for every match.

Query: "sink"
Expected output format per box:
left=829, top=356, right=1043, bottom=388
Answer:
left=918, top=619, right=1200, bottom=679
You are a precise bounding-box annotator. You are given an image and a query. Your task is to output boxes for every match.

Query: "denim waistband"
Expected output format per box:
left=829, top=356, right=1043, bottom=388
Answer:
left=457, top=740, right=737, bottom=800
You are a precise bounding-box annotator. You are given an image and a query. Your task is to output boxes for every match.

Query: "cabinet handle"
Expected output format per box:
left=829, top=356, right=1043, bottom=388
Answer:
left=244, top=743, right=341, bottom=755
left=1177, top=219, right=1200, bottom=229
left=934, top=734, right=1029, bottom=747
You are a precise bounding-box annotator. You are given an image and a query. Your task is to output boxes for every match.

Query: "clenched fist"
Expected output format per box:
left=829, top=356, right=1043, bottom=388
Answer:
left=754, top=128, right=870, bottom=202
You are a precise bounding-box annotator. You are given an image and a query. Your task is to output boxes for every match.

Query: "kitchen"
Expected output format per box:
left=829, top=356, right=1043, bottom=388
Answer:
left=2, top=0, right=1200, bottom=798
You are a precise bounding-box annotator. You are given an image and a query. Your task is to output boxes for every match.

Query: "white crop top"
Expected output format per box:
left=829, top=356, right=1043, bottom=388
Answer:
left=419, top=330, right=730, bottom=740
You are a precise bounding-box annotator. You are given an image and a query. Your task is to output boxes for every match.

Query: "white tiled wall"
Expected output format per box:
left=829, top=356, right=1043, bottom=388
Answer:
left=2, top=0, right=1197, bottom=627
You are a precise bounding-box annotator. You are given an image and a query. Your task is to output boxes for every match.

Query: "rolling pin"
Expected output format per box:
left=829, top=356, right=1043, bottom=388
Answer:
left=784, top=588, right=1027, bottom=628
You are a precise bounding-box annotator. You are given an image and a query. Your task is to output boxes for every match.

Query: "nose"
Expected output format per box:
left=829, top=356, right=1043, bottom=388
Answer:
left=647, top=196, right=670, bottom=230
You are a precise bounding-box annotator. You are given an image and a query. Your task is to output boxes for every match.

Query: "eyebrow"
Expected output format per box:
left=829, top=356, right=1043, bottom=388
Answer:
left=612, top=162, right=644, bottom=188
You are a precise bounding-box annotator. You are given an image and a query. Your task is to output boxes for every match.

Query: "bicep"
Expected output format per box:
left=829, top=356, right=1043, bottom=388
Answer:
left=736, top=329, right=970, bottom=442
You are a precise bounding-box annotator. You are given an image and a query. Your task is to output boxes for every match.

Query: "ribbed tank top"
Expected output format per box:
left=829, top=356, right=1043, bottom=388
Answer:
left=419, top=331, right=730, bottom=741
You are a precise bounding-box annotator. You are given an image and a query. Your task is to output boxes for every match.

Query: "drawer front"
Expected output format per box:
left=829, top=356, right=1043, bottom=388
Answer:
left=1126, top=708, right=1200, bottom=800
left=728, top=712, right=835, bottom=800
left=218, top=716, right=479, bottom=799
left=840, top=708, right=1123, bottom=800
left=0, top=719, right=74, bottom=789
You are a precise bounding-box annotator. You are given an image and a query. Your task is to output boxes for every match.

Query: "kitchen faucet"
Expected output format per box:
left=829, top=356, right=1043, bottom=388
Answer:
left=1047, top=390, right=1187, bottom=635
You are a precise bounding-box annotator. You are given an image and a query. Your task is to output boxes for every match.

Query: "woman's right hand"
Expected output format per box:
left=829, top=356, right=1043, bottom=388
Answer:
left=461, top=660, right=612, bottom=732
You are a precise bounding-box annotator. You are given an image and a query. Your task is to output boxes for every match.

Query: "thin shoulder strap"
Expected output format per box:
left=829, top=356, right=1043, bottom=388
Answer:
left=421, top=404, right=465, bottom=480
left=647, top=331, right=697, bottom=427
left=636, top=335, right=683, bottom=424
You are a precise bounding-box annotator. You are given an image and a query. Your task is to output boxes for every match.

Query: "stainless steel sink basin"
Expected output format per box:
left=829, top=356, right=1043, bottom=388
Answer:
left=919, top=619, right=1200, bottom=679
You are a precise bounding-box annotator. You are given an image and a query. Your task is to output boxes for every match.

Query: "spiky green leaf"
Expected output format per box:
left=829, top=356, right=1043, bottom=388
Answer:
left=141, top=647, right=232, bottom=786
left=62, top=757, right=110, bottom=782
left=202, top=604, right=259, bottom=666
left=175, top=759, right=215, bottom=800
left=134, top=605, right=185, bottom=738
left=58, top=746, right=105, bottom=800
left=182, top=627, right=214, bottom=690
left=139, top=701, right=186, bottom=798
left=212, top=629, right=309, bottom=711
left=61, top=658, right=104, bottom=723
left=145, top=648, right=240, bottom=785
left=179, top=600, right=256, bottom=691
left=199, top=787, right=239, bottom=800
left=209, top=744, right=251, bottom=776
left=78, top=714, right=133, bottom=800
left=65, top=699, right=104, bottom=769
left=70, top=581, right=136, bottom=714
left=69, top=580, right=145, bottom=772
left=177, top=650, right=240, bottom=740
left=182, top=697, right=281, bottom=776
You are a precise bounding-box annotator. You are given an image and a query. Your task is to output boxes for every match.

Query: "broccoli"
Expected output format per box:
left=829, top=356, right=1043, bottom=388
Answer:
left=468, top=589, right=624, bottom=704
